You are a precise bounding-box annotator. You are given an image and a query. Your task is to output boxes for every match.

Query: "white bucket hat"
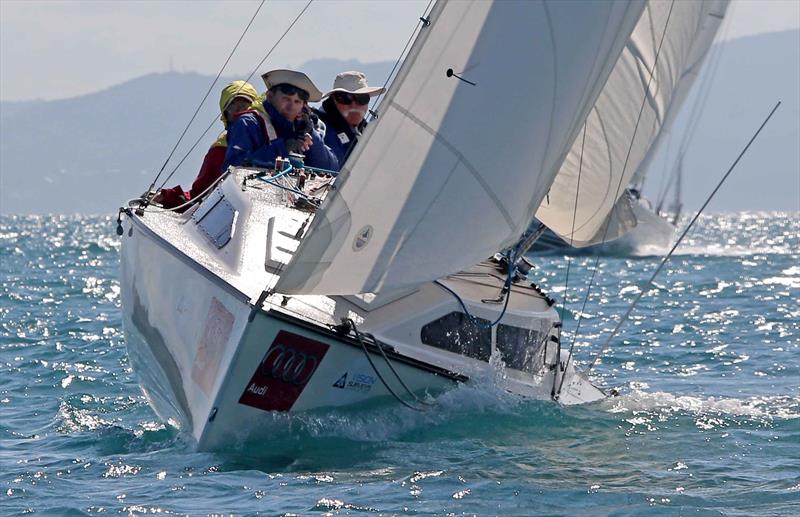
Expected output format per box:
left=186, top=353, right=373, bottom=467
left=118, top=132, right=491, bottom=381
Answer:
left=324, top=71, right=386, bottom=98
left=261, top=69, right=324, bottom=103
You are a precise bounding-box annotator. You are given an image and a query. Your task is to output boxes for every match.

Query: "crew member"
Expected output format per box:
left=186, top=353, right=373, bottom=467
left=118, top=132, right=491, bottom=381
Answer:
left=222, top=69, right=338, bottom=171
left=157, top=80, right=259, bottom=209
left=315, top=71, right=385, bottom=167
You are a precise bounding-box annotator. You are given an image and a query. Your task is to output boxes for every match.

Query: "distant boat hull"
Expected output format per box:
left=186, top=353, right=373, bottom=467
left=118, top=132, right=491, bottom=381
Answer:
left=531, top=197, right=675, bottom=256
left=601, top=200, right=675, bottom=256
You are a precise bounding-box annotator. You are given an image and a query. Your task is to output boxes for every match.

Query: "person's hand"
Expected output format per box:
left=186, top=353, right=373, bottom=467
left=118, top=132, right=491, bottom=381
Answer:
left=286, top=133, right=312, bottom=154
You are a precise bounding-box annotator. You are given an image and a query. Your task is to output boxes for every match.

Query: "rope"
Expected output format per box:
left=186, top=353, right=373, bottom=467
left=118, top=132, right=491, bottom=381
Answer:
left=554, top=121, right=587, bottom=397
left=152, top=0, right=315, bottom=194
left=148, top=0, right=267, bottom=193
left=567, top=0, right=677, bottom=366
left=369, top=0, right=436, bottom=118
left=587, top=101, right=781, bottom=370
left=355, top=324, right=433, bottom=407
left=345, top=319, right=427, bottom=412
left=433, top=242, right=523, bottom=329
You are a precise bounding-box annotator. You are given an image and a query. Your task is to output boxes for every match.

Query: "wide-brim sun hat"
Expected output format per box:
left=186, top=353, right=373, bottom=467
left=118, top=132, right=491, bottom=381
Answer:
left=261, top=69, right=324, bottom=103
left=323, top=71, right=386, bottom=98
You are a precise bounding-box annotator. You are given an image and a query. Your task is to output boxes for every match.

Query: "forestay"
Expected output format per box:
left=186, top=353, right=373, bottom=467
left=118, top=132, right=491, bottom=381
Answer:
left=275, top=0, right=645, bottom=296
left=536, top=0, right=730, bottom=247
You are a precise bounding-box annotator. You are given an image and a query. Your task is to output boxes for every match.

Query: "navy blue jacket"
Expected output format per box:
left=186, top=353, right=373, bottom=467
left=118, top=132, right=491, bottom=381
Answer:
left=222, top=102, right=338, bottom=171
left=315, top=97, right=366, bottom=169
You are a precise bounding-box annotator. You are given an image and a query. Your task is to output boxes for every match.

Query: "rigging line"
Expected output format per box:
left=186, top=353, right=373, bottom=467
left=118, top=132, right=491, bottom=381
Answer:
left=587, top=100, right=782, bottom=371
left=369, top=0, right=435, bottom=117
left=148, top=0, right=267, bottom=193
left=346, top=319, right=426, bottom=412
left=154, top=0, right=315, bottom=193
left=554, top=121, right=587, bottom=397
left=364, top=328, right=434, bottom=406
left=657, top=6, right=732, bottom=210
left=567, top=0, right=676, bottom=366
left=433, top=241, right=523, bottom=330
left=559, top=122, right=587, bottom=321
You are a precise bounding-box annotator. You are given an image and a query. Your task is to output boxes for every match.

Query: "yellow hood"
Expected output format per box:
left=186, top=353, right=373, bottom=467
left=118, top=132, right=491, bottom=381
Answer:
left=219, top=80, right=260, bottom=127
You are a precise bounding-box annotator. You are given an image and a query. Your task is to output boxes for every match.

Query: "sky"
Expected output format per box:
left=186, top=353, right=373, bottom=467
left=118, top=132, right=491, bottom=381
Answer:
left=1, top=0, right=799, bottom=102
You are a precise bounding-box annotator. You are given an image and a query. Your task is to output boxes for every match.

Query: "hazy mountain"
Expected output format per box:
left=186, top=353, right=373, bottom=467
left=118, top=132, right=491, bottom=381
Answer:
left=1, top=32, right=798, bottom=215
left=0, top=59, right=393, bottom=215
left=643, top=28, right=800, bottom=213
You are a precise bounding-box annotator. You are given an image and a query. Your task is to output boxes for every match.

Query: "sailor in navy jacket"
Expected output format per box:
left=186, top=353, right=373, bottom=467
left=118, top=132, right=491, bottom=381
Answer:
left=315, top=96, right=365, bottom=168
left=315, top=71, right=386, bottom=169
left=222, top=79, right=338, bottom=172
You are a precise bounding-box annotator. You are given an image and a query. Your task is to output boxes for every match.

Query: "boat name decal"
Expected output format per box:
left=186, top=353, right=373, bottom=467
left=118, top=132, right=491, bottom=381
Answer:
left=238, top=330, right=329, bottom=412
left=332, top=372, right=376, bottom=393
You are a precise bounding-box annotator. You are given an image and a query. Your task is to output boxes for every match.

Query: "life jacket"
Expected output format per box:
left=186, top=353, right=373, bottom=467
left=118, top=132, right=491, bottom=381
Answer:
left=230, top=107, right=279, bottom=144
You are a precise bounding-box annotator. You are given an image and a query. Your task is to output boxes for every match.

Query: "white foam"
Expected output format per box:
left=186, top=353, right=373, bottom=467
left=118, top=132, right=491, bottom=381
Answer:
left=604, top=389, right=800, bottom=420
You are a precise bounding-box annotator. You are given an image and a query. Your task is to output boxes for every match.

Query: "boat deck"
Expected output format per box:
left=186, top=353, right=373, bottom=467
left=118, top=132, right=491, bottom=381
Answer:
left=129, top=168, right=556, bottom=333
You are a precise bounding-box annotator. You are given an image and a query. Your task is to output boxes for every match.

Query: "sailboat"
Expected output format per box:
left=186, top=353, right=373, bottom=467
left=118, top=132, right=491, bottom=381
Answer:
left=118, top=0, right=725, bottom=450
left=532, top=0, right=729, bottom=255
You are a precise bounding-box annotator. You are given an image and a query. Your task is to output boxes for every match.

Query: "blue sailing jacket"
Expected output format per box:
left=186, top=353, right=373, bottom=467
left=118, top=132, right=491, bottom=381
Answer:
left=315, top=97, right=365, bottom=168
left=222, top=102, right=338, bottom=172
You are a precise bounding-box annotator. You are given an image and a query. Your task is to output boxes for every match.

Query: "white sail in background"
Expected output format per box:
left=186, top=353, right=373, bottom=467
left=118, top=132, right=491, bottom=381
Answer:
left=536, top=0, right=730, bottom=247
left=275, top=0, right=645, bottom=295
left=635, top=0, right=730, bottom=189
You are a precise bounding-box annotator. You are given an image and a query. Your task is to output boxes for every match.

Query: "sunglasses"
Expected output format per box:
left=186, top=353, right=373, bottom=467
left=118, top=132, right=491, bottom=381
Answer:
left=333, top=92, right=371, bottom=106
left=274, top=83, right=310, bottom=101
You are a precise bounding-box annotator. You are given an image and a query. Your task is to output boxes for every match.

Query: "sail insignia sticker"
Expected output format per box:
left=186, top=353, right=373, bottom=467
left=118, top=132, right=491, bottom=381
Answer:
left=332, top=373, right=347, bottom=388
left=352, top=225, right=373, bottom=251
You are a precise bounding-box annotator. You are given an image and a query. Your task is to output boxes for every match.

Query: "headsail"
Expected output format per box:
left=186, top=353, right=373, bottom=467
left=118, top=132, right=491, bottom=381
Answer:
left=536, top=0, right=730, bottom=247
left=275, top=0, right=645, bottom=295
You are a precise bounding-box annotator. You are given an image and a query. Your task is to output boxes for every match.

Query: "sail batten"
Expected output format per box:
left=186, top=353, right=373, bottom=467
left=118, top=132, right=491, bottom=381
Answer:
left=275, top=0, right=646, bottom=296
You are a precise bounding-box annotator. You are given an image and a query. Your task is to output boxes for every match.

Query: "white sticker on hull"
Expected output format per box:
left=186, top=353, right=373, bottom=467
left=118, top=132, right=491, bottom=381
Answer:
left=332, top=372, right=376, bottom=393
left=192, top=297, right=234, bottom=396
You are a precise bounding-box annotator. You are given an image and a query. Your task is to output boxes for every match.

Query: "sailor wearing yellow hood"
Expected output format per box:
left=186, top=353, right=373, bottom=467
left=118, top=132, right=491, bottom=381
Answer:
left=158, top=80, right=260, bottom=209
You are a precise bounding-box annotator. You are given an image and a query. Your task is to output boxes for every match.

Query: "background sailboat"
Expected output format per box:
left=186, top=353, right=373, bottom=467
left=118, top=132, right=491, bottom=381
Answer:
left=533, top=0, right=730, bottom=255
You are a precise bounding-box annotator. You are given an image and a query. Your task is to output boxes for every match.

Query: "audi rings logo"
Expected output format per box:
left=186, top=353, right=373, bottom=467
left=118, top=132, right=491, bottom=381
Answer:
left=258, top=344, right=319, bottom=385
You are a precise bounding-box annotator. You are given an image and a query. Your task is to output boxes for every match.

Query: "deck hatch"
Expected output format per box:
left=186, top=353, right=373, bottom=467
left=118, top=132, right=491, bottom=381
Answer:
left=192, top=188, right=238, bottom=248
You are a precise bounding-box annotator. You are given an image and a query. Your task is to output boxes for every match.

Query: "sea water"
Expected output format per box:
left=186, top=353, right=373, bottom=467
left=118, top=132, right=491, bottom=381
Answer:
left=1, top=213, right=798, bottom=516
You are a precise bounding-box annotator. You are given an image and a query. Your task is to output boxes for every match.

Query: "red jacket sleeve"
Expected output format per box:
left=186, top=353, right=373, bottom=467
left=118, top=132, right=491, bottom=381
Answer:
left=159, top=186, right=190, bottom=209
left=189, top=145, right=227, bottom=200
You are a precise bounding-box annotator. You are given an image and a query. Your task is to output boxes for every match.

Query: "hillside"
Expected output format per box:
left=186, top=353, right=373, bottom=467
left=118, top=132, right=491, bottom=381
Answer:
left=1, top=31, right=798, bottom=215
left=0, top=59, right=393, bottom=214
left=643, top=29, right=799, bottom=212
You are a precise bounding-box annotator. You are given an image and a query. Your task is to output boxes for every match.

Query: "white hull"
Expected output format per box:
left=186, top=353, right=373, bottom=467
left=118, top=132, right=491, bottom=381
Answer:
left=531, top=197, right=675, bottom=256
left=600, top=200, right=675, bottom=256
left=120, top=170, right=605, bottom=449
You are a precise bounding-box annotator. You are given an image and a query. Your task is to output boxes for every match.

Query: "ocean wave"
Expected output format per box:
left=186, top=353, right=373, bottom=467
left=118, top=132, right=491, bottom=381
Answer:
left=605, top=389, right=800, bottom=420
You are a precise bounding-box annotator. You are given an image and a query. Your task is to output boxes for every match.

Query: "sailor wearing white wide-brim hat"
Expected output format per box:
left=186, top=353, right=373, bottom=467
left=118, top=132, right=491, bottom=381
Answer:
left=262, top=69, right=325, bottom=103
left=221, top=68, right=339, bottom=172
left=323, top=71, right=387, bottom=98
left=316, top=71, right=386, bottom=166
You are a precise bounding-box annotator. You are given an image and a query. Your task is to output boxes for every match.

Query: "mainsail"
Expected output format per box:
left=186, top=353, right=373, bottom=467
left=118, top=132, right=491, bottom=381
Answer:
left=536, top=0, right=730, bottom=247
left=275, top=0, right=645, bottom=296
